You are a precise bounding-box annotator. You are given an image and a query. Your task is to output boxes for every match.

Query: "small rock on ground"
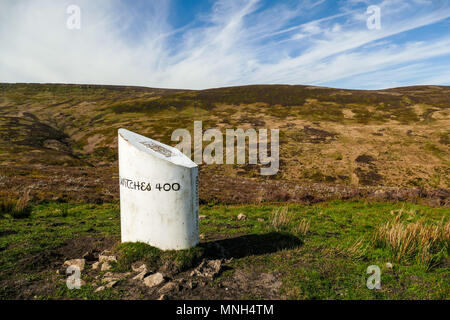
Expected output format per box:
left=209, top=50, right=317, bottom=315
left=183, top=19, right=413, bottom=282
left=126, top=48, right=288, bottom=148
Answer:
left=237, top=214, right=247, bottom=221
left=101, top=262, right=112, bottom=271
left=94, top=286, right=105, bottom=292
left=99, top=255, right=117, bottom=263
left=191, top=259, right=223, bottom=279
left=64, top=259, right=86, bottom=271
left=92, top=261, right=101, bottom=270
left=105, top=280, right=118, bottom=288
left=159, top=282, right=180, bottom=294
left=132, top=264, right=147, bottom=273
left=103, top=272, right=131, bottom=282
left=144, top=273, right=165, bottom=288
left=133, top=271, right=148, bottom=281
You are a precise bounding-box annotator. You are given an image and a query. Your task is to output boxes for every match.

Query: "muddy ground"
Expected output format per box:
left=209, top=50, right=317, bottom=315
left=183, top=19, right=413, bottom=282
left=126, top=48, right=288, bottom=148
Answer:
left=1, top=234, right=289, bottom=300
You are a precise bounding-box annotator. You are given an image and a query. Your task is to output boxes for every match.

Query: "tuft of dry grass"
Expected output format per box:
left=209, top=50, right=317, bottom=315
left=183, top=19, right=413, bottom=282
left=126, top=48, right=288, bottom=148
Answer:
left=373, top=215, right=449, bottom=269
left=0, top=190, right=32, bottom=219
left=346, top=239, right=367, bottom=260
left=270, top=207, right=294, bottom=231
left=270, top=207, right=310, bottom=236
left=0, top=198, right=15, bottom=217
left=323, top=238, right=367, bottom=260
left=15, top=190, right=31, bottom=211
left=293, top=219, right=311, bottom=236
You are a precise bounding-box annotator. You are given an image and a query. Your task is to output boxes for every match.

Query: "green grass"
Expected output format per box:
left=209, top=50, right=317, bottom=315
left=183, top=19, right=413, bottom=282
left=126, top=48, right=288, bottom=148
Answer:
left=113, top=242, right=205, bottom=273
left=0, top=200, right=448, bottom=299
left=0, top=202, right=119, bottom=274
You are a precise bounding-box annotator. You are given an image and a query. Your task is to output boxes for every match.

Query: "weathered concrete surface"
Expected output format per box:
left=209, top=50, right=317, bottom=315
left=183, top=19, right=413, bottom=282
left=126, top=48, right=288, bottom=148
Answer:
left=118, top=129, right=199, bottom=250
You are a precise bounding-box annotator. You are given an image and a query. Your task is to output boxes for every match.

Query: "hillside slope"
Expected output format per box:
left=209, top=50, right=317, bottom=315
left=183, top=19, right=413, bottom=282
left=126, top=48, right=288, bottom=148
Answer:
left=0, top=83, right=448, bottom=205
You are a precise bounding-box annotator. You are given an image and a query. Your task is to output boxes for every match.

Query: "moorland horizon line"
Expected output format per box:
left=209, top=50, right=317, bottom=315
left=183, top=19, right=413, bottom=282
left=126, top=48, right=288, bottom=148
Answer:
left=1, top=82, right=448, bottom=92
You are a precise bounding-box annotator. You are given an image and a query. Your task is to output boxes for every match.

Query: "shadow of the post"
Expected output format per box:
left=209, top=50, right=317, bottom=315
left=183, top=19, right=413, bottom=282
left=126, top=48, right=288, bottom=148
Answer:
left=200, top=232, right=303, bottom=260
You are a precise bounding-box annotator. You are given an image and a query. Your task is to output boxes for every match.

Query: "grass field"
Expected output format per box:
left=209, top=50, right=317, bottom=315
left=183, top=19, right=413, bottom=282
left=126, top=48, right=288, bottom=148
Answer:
left=1, top=200, right=448, bottom=300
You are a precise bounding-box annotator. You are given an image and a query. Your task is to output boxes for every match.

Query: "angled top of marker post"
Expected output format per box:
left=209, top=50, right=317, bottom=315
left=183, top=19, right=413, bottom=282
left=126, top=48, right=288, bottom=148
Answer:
left=118, top=129, right=197, bottom=168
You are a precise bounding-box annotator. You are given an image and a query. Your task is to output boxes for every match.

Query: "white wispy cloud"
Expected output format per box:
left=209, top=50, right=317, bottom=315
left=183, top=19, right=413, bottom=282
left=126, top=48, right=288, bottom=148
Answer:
left=0, top=0, right=449, bottom=89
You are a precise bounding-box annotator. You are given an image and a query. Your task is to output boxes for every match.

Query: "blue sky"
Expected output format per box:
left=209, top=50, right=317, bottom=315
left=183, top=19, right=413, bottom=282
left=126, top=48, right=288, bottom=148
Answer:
left=0, top=0, right=449, bottom=89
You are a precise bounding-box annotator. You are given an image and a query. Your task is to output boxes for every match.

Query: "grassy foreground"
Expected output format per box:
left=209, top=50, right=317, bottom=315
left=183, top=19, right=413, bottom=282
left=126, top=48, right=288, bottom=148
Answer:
left=0, top=200, right=448, bottom=300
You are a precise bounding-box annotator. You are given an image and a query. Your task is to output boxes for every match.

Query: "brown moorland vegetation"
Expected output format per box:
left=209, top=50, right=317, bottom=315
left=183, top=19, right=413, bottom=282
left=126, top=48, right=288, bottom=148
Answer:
left=0, top=83, right=448, bottom=206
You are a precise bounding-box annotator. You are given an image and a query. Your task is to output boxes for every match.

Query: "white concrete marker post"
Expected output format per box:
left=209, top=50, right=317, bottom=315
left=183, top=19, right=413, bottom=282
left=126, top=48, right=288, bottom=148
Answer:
left=118, top=129, right=199, bottom=250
